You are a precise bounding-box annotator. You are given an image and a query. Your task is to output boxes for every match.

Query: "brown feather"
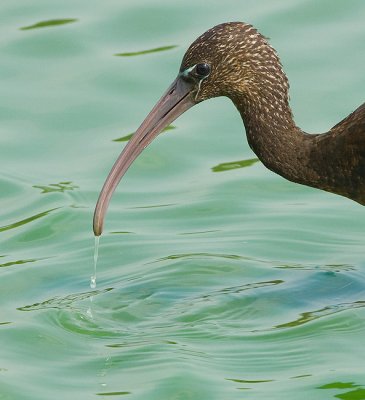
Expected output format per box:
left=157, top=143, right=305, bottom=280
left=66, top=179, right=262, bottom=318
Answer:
left=182, top=22, right=365, bottom=204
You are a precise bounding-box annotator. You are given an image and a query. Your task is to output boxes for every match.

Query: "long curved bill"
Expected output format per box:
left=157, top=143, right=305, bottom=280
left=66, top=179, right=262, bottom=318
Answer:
left=93, top=76, right=196, bottom=236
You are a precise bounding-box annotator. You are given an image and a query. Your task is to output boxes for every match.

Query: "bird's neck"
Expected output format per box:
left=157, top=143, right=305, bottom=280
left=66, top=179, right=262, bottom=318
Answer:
left=232, top=91, right=316, bottom=187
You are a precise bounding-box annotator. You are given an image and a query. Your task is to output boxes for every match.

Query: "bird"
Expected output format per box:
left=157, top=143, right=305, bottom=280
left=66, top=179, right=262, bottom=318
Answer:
left=93, top=21, right=365, bottom=236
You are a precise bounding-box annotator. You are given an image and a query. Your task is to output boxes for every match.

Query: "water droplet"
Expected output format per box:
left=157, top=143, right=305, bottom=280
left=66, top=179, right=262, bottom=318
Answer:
left=90, top=275, right=96, bottom=289
left=91, top=235, right=100, bottom=288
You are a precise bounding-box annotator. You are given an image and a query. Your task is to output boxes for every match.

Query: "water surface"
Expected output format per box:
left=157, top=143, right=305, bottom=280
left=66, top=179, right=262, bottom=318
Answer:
left=1, top=1, right=365, bottom=399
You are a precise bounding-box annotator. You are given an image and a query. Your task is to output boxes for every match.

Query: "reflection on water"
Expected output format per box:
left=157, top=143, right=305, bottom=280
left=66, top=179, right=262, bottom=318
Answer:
left=156, top=252, right=245, bottom=262
left=115, top=45, right=178, bottom=57
left=204, top=280, right=284, bottom=296
left=113, top=125, right=175, bottom=142
left=130, top=203, right=175, bottom=209
left=20, top=19, right=78, bottom=30
left=109, top=231, right=135, bottom=235
left=225, top=377, right=274, bottom=390
left=226, top=378, right=274, bottom=384
left=211, top=158, right=259, bottom=172
left=0, top=207, right=60, bottom=232
left=179, top=229, right=220, bottom=236
left=17, top=288, right=113, bottom=311
left=275, top=300, right=365, bottom=329
left=318, top=381, right=365, bottom=399
left=0, top=258, right=40, bottom=268
left=33, top=181, right=79, bottom=193
left=275, top=262, right=355, bottom=272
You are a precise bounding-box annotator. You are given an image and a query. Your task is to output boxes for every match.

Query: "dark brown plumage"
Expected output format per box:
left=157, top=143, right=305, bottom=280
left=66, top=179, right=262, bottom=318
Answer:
left=93, top=22, right=365, bottom=236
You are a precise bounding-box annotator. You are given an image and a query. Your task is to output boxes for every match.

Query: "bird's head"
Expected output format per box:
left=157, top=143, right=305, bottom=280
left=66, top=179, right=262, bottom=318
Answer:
left=179, top=22, right=252, bottom=102
left=93, top=22, right=286, bottom=235
left=179, top=22, right=287, bottom=104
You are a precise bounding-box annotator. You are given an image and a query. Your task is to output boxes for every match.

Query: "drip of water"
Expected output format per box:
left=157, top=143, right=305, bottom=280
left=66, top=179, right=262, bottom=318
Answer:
left=91, top=235, right=100, bottom=289
left=90, top=275, right=96, bottom=289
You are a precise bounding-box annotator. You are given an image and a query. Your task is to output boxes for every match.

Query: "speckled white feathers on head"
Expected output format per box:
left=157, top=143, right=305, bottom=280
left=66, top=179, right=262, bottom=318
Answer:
left=181, top=22, right=290, bottom=108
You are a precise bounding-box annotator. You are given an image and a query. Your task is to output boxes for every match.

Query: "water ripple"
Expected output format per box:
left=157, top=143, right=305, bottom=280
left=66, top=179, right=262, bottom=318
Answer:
left=17, top=288, right=113, bottom=312
left=275, top=300, right=365, bottom=330
left=219, top=280, right=283, bottom=294
left=155, top=252, right=245, bottom=263
left=275, top=262, right=356, bottom=272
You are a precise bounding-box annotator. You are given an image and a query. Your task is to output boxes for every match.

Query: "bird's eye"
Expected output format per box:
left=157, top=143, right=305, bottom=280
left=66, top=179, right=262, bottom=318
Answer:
left=194, top=63, right=211, bottom=78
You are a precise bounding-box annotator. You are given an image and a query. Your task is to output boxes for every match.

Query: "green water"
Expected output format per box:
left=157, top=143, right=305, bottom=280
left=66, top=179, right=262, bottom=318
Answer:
left=1, top=1, right=365, bottom=399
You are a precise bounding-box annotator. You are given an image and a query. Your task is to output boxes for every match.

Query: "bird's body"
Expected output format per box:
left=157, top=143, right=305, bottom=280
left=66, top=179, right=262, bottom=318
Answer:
left=93, top=22, right=365, bottom=236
